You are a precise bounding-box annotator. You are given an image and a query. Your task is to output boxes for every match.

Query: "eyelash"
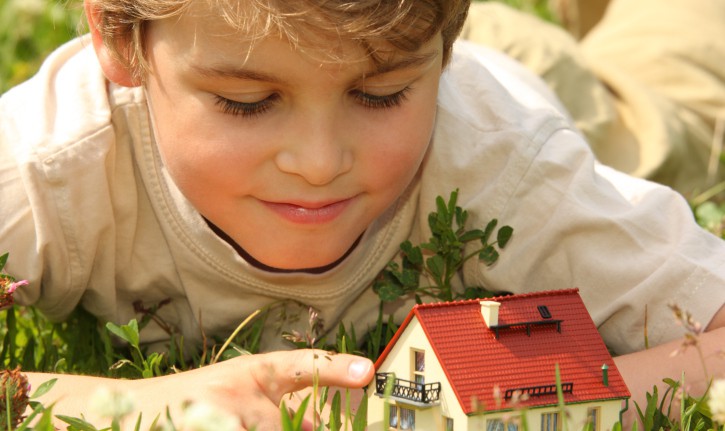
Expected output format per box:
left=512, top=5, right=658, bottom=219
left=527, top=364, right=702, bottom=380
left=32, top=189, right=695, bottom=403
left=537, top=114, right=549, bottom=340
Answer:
left=352, top=87, right=411, bottom=110
left=214, top=94, right=279, bottom=118
left=214, top=86, right=411, bottom=118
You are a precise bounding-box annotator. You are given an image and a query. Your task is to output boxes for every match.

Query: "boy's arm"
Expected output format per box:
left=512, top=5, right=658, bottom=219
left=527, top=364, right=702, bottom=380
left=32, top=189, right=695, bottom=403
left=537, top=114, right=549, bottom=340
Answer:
left=614, top=304, right=725, bottom=428
left=26, top=349, right=374, bottom=430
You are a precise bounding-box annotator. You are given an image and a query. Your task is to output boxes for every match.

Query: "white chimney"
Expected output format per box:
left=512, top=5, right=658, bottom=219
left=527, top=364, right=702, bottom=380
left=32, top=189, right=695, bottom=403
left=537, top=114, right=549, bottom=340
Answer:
left=480, top=301, right=500, bottom=327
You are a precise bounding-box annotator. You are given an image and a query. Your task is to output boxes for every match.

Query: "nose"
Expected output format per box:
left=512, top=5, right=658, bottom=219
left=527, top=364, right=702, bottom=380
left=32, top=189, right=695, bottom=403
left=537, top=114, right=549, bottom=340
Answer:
left=275, top=111, right=353, bottom=186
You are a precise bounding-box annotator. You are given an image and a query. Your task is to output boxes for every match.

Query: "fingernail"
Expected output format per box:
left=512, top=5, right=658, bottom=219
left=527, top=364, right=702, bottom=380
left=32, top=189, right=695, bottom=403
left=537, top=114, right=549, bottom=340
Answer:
left=348, top=359, right=372, bottom=379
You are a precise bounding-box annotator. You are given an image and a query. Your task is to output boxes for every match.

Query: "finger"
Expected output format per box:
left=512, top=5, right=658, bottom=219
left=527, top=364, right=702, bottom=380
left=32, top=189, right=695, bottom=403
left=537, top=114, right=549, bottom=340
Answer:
left=249, top=349, right=374, bottom=401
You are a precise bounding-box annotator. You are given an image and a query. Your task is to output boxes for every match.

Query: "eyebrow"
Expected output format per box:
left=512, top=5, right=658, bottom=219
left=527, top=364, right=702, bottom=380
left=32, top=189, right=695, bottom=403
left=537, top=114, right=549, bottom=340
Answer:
left=189, top=50, right=439, bottom=82
left=366, top=51, right=440, bottom=77
left=191, top=65, right=283, bottom=83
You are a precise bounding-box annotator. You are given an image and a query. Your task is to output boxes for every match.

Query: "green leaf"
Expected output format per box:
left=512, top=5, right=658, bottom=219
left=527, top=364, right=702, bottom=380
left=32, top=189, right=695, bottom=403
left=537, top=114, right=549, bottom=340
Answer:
left=15, top=403, right=46, bottom=431
left=447, top=189, right=458, bottom=216
left=280, top=400, right=295, bottom=431
left=29, top=378, right=57, bottom=399
left=29, top=408, right=57, bottom=431
left=482, top=219, right=498, bottom=243
left=105, top=320, right=140, bottom=347
left=426, top=255, right=445, bottom=279
left=401, top=243, right=423, bottom=266
left=399, top=268, right=419, bottom=289
left=133, top=413, right=143, bottom=431
left=318, top=386, right=329, bottom=412
left=0, top=252, right=8, bottom=271
left=352, top=393, right=368, bottom=431
left=328, top=391, right=342, bottom=431
left=459, top=229, right=484, bottom=243
left=458, top=204, right=469, bottom=228
left=285, top=395, right=310, bottom=431
left=436, top=195, right=449, bottom=221
left=376, top=282, right=405, bottom=302
left=479, top=246, right=499, bottom=265
left=427, top=212, right=438, bottom=233
left=497, top=225, right=514, bottom=248
left=56, top=415, right=101, bottom=431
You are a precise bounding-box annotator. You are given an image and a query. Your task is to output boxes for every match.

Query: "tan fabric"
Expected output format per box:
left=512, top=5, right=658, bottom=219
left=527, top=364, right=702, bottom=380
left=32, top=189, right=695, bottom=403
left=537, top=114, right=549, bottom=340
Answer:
left=461, top=1, right=725, bottom=197
left=2, top=37, right=724, bottom=356
left=549, top=0, right=610, bottom=39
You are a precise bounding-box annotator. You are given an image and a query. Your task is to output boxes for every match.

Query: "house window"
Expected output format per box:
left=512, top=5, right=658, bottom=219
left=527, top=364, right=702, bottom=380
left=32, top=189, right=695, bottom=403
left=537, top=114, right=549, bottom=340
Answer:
left=541, top=412, right=561, bottom=431
left=538, top=305, right=552, bottom=319
left=486, top=419, right=519, bottom=431
left=586, top=407, right=600, bottom=431
left=389, top=405, right=416, bottom=430
left=412, top=349, right=425, bottom=385
left=444, top=417, right=454, bottom=431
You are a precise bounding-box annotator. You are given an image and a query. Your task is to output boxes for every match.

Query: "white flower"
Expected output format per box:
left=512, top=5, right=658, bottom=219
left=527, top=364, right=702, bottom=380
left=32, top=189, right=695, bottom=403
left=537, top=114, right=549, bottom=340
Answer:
left=182, top=402, right=240, bottom=431
left=88, top=386, right=136, bottom=420
left=709, top=379, right=725, bottom=423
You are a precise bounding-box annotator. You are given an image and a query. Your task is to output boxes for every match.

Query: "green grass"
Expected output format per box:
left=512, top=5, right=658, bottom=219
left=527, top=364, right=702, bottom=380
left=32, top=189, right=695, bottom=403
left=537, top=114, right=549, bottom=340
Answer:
left=0, top=0, right=83, bottom=94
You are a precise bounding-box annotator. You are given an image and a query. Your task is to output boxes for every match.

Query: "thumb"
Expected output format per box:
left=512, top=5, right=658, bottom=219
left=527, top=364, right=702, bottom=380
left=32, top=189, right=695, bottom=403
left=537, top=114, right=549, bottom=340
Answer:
left=252, top=349, right=374, bottom=402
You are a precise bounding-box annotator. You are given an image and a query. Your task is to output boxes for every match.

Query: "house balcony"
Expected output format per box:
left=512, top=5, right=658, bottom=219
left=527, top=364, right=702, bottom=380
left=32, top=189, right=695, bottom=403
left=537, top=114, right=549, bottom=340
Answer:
left=375, top=372, right=441, bottom=407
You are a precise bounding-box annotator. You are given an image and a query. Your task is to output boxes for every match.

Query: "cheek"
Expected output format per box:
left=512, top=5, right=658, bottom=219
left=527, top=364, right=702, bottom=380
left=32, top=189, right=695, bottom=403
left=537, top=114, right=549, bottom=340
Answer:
left=148, top=88, right=249, bottom=191
left=364, top=104, right=436, bottom=188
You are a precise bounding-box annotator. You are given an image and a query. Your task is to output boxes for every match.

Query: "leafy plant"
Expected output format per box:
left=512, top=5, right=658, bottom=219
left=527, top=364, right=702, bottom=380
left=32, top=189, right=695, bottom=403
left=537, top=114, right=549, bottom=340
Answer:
left=106, top=319, right=166, bottom=379
left=373, top=188, right=513, bottom=303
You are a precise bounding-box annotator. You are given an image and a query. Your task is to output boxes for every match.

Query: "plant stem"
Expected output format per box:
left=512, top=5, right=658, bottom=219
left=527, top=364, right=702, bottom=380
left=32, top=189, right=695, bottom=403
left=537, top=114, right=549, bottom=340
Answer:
left=212, top=309, right=261, bottom=364
left=5, top=381, right=12, bottom=431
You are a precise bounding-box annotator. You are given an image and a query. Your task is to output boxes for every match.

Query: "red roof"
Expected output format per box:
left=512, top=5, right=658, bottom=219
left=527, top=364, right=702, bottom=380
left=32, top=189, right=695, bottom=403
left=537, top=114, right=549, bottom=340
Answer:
left=375, top=289, right=630, bottom=414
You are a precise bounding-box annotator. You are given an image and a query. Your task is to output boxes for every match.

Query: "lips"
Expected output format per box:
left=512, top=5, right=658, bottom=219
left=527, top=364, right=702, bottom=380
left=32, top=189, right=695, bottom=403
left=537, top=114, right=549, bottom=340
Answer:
left=261, top=198, right=353, bottom=224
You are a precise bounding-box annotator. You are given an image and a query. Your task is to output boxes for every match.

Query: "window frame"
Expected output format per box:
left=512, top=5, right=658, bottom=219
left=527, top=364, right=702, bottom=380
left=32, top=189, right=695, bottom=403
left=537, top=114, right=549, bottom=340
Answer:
left=586, top=407, right=601, bottom=431
left=541, top=412, right=562, bottom=431
left=389, top=405, right=416, bottom=430
left=411, top=348, right=425, bottom=386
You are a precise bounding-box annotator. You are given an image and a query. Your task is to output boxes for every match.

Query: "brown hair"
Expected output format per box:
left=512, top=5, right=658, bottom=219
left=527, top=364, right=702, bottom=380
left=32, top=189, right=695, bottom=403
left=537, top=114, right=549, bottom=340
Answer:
left=89, top=0, right=471, bottom=82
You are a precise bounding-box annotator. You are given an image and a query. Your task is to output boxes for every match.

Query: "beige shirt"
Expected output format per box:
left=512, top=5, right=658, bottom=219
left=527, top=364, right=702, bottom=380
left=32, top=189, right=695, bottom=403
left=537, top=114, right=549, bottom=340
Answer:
left=1, top=37, right=723, bottom=355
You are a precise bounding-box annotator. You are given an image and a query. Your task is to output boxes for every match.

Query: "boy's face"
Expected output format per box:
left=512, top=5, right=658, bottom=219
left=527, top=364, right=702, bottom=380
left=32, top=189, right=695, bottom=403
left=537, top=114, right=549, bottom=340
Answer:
left=143, top=6, right=443, bottom=271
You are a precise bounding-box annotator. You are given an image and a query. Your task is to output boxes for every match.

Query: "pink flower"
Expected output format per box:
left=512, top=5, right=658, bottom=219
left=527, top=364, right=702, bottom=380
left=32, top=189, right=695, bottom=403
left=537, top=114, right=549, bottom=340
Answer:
left=6, top=279, right=28, bottom=294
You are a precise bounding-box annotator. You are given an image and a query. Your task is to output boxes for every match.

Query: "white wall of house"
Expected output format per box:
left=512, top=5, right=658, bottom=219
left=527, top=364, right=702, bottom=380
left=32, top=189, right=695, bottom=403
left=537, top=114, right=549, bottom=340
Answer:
left=368, top=317, right=471, bottom=431
left=468, top=399, right=625, bottom=431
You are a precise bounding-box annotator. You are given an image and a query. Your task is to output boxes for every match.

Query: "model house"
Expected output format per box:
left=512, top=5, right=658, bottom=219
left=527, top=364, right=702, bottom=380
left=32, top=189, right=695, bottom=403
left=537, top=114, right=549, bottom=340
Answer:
left=367, top=289, right=630, bottom=431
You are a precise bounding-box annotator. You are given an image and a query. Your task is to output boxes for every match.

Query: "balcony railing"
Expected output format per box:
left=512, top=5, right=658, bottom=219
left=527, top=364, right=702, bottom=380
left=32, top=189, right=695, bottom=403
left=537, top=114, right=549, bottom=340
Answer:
left=375, top=373, right=441, bottom=405
left=504, top=382, right=574, bottom=399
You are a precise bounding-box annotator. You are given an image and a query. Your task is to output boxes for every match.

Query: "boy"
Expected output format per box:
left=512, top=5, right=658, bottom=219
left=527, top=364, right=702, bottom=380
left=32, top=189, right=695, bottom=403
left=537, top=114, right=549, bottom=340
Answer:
left=0, top=0, right=723, bottom=429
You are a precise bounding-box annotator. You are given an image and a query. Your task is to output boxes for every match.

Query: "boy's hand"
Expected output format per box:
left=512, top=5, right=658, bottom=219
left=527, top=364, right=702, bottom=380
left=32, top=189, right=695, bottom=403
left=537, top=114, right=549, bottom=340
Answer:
left=142, top=349, right=374, bottom=431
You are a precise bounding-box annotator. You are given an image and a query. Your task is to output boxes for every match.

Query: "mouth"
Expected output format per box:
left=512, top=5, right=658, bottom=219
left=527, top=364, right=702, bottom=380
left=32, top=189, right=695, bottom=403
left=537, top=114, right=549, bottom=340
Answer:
left=261, top=198, right=354, bottom=224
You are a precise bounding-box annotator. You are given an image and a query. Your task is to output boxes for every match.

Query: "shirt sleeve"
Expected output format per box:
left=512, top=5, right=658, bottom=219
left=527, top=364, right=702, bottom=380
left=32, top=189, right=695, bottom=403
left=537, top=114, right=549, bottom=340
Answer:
left=471, top=126, right=725, bottom=355
left=0, top=38, right=113, bottom=320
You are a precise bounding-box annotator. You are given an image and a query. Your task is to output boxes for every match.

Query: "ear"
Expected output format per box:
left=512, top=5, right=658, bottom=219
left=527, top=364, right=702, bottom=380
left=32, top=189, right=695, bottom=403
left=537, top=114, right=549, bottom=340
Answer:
left=84, top=0, right=140, bottom=87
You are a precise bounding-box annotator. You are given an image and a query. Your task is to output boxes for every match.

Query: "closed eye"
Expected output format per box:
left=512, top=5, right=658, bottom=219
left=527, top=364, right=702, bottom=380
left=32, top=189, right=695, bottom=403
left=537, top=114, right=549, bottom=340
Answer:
left=214, top=94, right=280, bottom=118
left=351, top=87, right=411, bottom=110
